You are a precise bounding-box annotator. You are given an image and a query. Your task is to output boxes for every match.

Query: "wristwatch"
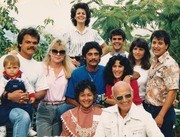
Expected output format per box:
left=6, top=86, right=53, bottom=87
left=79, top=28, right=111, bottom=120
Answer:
left=129, top=75, right=133, bottom=80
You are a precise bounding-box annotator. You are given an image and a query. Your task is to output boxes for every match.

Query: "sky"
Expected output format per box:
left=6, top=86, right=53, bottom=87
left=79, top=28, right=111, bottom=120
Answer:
left=3, top=0, right=150, bottom=41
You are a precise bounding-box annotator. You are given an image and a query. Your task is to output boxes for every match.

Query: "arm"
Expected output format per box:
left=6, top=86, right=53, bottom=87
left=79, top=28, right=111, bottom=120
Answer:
left=35, top=90, right=47, bottom=101
left=145, top=112, right=164, bottom=137
left=101, top=43, right=109, bottom=56
left=155, top=90, right=176, bottom=127
left=66, top=97, right=79, bottom=107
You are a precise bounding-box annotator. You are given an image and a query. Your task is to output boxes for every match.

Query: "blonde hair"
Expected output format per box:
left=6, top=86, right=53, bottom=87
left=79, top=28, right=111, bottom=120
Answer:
left=43, top=38, right=75, bottom=78
left=3, top=55, right=20, bottom=67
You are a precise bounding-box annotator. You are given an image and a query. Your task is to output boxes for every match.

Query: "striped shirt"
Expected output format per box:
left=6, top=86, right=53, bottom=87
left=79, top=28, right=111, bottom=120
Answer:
left=63, top=27, right=105, bottom=57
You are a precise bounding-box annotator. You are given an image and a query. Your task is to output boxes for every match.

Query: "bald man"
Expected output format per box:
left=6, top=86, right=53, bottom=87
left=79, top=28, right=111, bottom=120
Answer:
left=94, top=81, right=164, bottom=137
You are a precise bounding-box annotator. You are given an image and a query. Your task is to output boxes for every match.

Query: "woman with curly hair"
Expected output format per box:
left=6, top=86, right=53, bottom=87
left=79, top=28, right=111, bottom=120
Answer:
left=63, top=2, right=108, bottom=66
left=104, top=55, right=142, bottom=106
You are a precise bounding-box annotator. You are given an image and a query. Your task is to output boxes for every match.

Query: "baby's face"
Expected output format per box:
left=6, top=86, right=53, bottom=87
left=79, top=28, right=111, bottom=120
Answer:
left=4, top=63, right=19, bottom=77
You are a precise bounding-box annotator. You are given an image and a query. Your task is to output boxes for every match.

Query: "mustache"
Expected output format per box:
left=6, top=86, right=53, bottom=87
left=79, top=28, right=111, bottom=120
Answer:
left=27, top=47, right=36, bottom=50
left=89, top=59, right=99, bottom=62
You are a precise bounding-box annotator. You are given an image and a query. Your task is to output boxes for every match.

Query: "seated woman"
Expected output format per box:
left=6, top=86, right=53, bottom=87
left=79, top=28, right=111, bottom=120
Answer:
left=104, top=55, right=142, bottom=106
left=61, top=79, right=102, bottom=137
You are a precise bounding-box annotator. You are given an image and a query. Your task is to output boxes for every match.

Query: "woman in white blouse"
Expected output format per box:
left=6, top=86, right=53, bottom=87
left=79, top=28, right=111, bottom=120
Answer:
left=128, top=38, right=151, bottom=100
left=63, top=2, right=108, bottom=66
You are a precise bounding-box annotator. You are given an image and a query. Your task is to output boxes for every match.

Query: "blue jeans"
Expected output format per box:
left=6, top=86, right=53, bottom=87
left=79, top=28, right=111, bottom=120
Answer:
left=9, top=108, right=31, bottom=137
left=36, top=102, right=73, bottom=137
left=143, top=102, right=175, bottom=137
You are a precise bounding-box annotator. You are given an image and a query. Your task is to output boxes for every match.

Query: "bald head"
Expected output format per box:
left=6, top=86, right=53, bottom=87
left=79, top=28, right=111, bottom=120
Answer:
left=112, top=81, right=133, bottom=97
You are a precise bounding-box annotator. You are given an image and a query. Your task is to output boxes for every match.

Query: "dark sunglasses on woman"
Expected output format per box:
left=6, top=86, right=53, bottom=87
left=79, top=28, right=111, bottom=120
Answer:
left=51, top=49, right=66, bottom=55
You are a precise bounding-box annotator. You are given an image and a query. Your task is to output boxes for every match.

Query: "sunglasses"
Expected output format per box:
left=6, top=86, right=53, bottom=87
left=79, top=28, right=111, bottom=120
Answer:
left=51, top=49, right=66, bottom=55
left=116, top=93, right=132, bottom=101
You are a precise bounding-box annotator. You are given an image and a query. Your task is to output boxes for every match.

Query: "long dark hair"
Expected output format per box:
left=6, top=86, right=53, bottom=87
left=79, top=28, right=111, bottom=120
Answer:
left=104, top=55, right=133, bottom=85
left=128, top=38, right=151, bottom=70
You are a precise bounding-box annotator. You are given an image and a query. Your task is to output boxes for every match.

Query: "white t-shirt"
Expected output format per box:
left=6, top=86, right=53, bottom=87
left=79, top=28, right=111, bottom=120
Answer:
left=134, top=65, right=149, bottom=100
left=99, top=51, right=129, bottom=66
left=0, top=53, right=48, bottom=92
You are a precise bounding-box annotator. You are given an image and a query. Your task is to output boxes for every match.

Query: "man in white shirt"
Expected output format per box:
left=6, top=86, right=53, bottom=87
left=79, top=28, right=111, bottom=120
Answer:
left=94, top=81, right=164, bottom=137
left=0, top=27, right=48, bottom=137
left=99, top=28, right=129, bottom=66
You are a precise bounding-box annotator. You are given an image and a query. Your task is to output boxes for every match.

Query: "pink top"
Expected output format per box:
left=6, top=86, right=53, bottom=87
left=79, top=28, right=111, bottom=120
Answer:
left=42, top=64, right=68, bottom=101
left=61, top=106, right=102, bottom=137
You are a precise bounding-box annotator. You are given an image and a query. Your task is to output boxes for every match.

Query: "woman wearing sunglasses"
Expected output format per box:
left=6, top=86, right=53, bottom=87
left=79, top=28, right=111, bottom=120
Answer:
left=103, top=55, right=142, bottom=106
left=36, top=38, right=75, bottom=136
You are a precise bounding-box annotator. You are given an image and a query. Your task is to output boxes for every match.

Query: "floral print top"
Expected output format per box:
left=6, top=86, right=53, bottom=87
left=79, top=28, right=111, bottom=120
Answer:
left=145, top=51, right=179, bottom=106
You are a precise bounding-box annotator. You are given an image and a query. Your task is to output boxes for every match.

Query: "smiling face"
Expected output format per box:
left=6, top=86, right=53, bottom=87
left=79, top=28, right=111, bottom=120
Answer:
left=112, top=81, right=133, bottom=118
left=111, top=35, right=125, bottom=52
left=151, top=37, right=168, bottom=58
left=132, top=45, right=145, bottom=62
left=19, top=34, right=38, bottom=59
left=49, top=45, right=66, bottom=64
left=74, top=8, right=87, bottom=24
left=112, top=60, right=125, bottom=80
left=78, top=88, right=94, bottom=109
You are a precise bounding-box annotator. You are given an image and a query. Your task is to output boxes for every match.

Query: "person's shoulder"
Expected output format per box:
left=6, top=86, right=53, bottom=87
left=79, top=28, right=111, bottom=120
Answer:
left=94, top=106, right=103, bottom=114
left=72, top=66, right=85, bottom=73
left=62, top=107, right=75, bottom=118
left=103, top=105, right=117, bottom=113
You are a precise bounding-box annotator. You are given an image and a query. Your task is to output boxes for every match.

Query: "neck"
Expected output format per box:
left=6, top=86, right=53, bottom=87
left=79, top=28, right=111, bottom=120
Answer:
left=79, top=105, right=93, bottom=114
left=76, top=23, right=85, bottom=32
left=19, top=52, right=32, bottom=60
left=119, top=108, right=128, bottom=118
left=49, top=62, right=63, bottom=68
left=111, top=49, right=124, bottom=55
left=86, top=65, right=98, bottom=72
left=135, top=60, right=141, bottom=66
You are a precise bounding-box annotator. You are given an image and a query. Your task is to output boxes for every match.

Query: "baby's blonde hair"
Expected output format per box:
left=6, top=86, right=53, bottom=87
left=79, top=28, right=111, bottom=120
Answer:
left=3, top=55, right=20, bottom=67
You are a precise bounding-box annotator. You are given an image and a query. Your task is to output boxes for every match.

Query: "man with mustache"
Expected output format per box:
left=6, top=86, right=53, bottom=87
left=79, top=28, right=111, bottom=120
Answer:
left=65, top=41, right=105, bottom=108
left=0, top=27, right=48, bottom=137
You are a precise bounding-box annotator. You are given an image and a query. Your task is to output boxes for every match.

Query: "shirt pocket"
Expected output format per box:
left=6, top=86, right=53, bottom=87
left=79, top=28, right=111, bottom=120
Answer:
left=103, top=123, right=117, bottom=137
left=130, top=125, right=146, bottom=137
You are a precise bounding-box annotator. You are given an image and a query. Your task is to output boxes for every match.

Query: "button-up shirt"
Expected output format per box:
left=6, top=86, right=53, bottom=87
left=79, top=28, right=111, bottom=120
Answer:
left=94, top=103, right=164, bottom=137
left=145, top=51, right=179, bottom=106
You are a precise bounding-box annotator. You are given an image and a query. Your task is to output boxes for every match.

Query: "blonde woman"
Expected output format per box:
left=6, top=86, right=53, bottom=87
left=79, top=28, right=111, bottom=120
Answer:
left=36, top=38, right=75, bottom=137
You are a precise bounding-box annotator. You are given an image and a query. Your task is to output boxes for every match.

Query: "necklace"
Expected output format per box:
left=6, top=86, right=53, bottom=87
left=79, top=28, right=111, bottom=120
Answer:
left=87, top=72, right=96, bottom=82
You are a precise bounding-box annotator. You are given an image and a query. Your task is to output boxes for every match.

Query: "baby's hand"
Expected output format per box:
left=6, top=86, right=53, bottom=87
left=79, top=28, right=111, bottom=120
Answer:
left=29, top=97, right=35, bottom=104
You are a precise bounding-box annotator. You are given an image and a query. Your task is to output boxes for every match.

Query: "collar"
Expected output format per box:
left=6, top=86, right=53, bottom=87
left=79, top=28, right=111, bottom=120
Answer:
left=3, top=70, right=22, bottom=80
left=74, top=27, right=88, bottom=34
left=154, top=51, right=169, bottom=64
left=104, top=103, right=143, bottom=120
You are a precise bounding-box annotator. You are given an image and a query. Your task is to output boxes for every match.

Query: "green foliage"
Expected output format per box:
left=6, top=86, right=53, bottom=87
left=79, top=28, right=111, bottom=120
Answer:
left=72, top=0, right=180, bottom=64
left=0, top=1, right=55, bottom=61
left=0, top=0, right=19, bottom=57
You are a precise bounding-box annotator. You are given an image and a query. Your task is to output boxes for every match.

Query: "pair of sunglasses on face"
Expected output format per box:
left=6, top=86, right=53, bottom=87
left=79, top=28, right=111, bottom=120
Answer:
left=51, top=49, right=66, bottom=55
left=116, top=93, right=132, bottom=101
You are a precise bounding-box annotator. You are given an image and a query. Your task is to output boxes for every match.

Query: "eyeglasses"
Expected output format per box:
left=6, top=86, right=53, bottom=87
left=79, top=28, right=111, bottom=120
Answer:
left=116, top=93, right=132, bottom=101
left=51, top=49, right=65, bottom=55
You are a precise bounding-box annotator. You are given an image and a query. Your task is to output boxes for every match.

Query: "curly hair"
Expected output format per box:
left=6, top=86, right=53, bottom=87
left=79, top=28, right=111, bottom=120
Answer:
left=104, top=55, right=133, bottom=85
left=74, top=79, right=97, bottom=103
left=71, top=2, right=91, bottom=26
